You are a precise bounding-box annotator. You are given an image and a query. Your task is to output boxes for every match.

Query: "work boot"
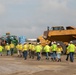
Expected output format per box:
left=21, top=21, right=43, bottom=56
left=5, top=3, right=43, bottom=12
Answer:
left=54, top=58, right=57, bottom=61
left=51, top=58, right=53, bottom=61
left=47, top=58, right=49, bottom=60
left=57, top=59, right=59, bottom=62
left=60, top=59, right=61, bottom=62
left=24, top=58, right=27, bottom=60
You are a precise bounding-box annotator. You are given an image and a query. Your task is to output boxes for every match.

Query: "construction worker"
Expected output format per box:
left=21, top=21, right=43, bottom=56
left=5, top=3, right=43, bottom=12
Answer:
left=28, top=43, right=32, bottom=58
left=50, top=42, right=54, bottom=61
left=18, top=43, right=23, bottom=57
left=66, top=44, right=70, bottom=61
left=22, top=42, right=28, bottom=60
left=35, top=43, right=42, bottom=60
left=10, top=42, right=15, bottom=56
left=44, top=43, right=50, bottom=60
left=31, top=43, right=35, bottom=59
left=16, top=43, right=20, bottom=56
left=5, top=43, right=10, bottom=56
left=57, top=43, right=63, bottom=62
left=68, top=41, right=76, bottom=62
left=51, top=41, right=57, bottom=61
left=0, top=44, right=3, bottom=56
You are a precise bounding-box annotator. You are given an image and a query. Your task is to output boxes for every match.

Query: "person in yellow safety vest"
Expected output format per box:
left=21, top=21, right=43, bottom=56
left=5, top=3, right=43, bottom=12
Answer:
left=18, top=43, right=23, bottom=57
left=0, top=44, right=4, bottom=56
left=28, top=43, right=32, bottom=58
left=22, top=42, right=28, bottom=60
left=44, top=43, right=50, bottom=60
left=50, top=42, right=54, bottom=61
left=16, top=43, right=20, bottom=57
left=51, top=41, right=57, bottom=61
left=5, top=43, right=10, bottom=56
left=31, top=43, right=35, bottom=59
left=68, top=41, right=76, bottom=62
left=35, top=42, right=42, bottom=60
left=66, top=44, right=70, bottom=61
left=57, top=43, right=63, bottom=62
left=10, top=42, right=15, bottom=56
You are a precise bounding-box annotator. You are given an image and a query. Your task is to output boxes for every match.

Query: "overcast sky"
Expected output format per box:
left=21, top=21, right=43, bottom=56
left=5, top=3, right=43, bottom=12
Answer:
left=0, top=0, right=76, bottom=38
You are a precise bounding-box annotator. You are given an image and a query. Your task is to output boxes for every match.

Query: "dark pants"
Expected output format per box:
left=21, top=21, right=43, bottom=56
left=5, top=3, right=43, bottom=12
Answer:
left=19, top=50, right=22, bottom=57
left=46, top=52, right=49, bottom=59
left=37, top=52, right=41, bottom=60
left=52, top=51, right=57, bottom=61
left=7, top=50, right=10, bottom=56
left=29, top=50, right=31, bottom=58
left=70, top=52, right=74, bottom=62
left=10, top=48, right=14, bottom=56
left=66, top=54, right=69, bottom=61
left=23, top=51, right=28, bottom=60
left=31, top=51, right=35, bottom=59
left=50, top=53, right=53, bottom=58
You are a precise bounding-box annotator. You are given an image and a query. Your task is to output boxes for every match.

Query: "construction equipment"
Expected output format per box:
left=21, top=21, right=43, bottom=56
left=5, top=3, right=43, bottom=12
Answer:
left=38, top=26, right=76, bottom=54
left=38, top=36, right=50, bottom=46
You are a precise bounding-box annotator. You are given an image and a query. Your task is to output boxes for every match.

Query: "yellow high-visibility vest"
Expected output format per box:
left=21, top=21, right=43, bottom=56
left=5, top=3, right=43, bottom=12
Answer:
left=23, top=44, right=28, bottom=51
left=51, top=44, right=57, bottom=51
left=0, top=46, right=3, bottom=52
left=32, top=45, right=35, bottom=51
left=35, top=45, right=42, bottom=52
left=19, top=44, right=23, bottom=50
left=68, top=44, right=75, bottom=52
left=16, top=44, right=20, bottom=50
left=28, top=44, right=32, bottom=50
left=5, top=45, right=10, bottom=50
left=44, top=45, right=50, bottom=52
left=57, top=47, right=62, bottom=53
left=10, top=44, right=14, bottom=48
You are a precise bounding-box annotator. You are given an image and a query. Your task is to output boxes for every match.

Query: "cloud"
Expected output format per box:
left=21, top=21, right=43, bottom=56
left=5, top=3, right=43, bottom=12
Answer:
left=0, top=0, right=28, bottom=5
left=0, top=3, right=5, bottom=15
left=0, top=0, right=76, bottom=38
left=32, top=0, right=76, bottom=26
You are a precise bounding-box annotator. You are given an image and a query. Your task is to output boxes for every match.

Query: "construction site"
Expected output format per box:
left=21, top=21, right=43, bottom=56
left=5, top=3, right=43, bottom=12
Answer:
left=0, top=55, right=76, bottom=75
left=0, top=0, right=76, bottom=75
left=0, top=26, right=76, bottom=75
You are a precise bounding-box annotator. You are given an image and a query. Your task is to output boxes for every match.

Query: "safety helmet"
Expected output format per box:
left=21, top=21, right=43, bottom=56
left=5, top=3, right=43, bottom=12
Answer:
left=53, top=41, right=56, bottom=44
left=57, top=43, right=60, bottom=45
left=70, top=41, right=73, bottom=44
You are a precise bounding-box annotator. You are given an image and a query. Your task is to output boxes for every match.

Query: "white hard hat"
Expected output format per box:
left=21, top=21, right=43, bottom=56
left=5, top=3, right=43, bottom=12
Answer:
left=70, top=41, right=73, bottom=43
left=37, top=43, right=39, bottom=44
left=7, top=43, right=8, bottom=44
left=51, top=42, right=53, bottom=45
left=57, top=43, right=60, bottom=45
left=53, top=41, right=56, bottom=44
left=24, top=42, right=26, bottom=44
left=68, top=43, right=70, bottom=46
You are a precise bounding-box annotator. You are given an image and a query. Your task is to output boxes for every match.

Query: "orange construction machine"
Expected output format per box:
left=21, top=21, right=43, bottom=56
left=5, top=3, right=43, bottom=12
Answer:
left=38, top=26, right=76, bottom=53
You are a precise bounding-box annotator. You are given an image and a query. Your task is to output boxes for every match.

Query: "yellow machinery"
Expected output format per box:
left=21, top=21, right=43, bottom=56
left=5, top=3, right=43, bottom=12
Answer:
left=38, top=26, right=76, bottom=53
left=38, top=35, right=50, bottom=46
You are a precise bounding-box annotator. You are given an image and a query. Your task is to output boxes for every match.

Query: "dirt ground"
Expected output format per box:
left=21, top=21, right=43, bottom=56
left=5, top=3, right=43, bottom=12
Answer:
left=0, top=54, right=76, bottom=75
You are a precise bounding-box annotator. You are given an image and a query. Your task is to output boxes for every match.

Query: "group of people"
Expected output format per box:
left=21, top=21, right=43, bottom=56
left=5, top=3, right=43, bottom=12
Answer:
left=0, top=42, right=15, bottom=56
left=0, top=41, right=76, bottom=62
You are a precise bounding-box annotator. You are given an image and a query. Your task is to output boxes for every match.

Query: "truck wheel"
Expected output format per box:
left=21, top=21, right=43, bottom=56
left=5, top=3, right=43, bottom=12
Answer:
left=56, top=41, right=66, bottom=54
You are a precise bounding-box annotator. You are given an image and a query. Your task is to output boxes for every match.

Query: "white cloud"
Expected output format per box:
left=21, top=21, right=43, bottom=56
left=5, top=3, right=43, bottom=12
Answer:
left=0, top=3, right=5, bottom=15
left=0, top=0, right=76, bottom=38
left=0, top=0, right=27, bottom=4
left=39, top=0, right=68, bottom=11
